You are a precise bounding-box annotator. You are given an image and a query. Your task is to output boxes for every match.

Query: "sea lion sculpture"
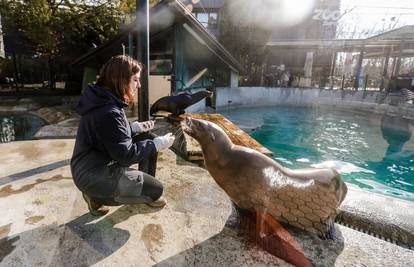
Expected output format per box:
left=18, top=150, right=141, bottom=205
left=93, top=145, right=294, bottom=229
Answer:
left=150, top=90, right=212, bottom=117
left=183, top=117, right=348, bottom=238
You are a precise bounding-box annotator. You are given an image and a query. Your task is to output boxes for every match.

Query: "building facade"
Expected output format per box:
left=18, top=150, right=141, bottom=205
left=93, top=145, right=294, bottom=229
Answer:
left=182, top=0, right=225, bottom=38
left=270, top=0, right=341, bottom=41
left=265, top=0, right=341, bottom=87
left=183, top=0, right=341, bottom=87
left=71, top=0, right=242, bottom=105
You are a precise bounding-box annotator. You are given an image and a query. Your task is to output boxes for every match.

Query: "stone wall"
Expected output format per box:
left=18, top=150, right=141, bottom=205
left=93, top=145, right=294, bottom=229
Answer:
left=215, top=87, right=414, bottom=120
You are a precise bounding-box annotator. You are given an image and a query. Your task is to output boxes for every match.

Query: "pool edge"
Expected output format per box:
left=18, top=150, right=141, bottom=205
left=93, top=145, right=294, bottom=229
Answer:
left=337, top=185, right=414, bottom=249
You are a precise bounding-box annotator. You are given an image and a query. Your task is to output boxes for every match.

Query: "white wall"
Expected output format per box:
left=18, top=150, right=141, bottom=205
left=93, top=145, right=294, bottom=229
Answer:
left=215, top=87, right=414, bottom=119
left=149, top=75, right=171, bottom=105
left=184, top=88, right=209, bottom=113
left=230, top=70, right=239, bottom=88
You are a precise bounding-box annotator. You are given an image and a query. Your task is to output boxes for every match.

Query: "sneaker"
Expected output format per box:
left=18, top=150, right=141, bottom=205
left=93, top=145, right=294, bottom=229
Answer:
left=82, top=193, right=110, bottom=216
left=146, top=197, right=167, bottom=208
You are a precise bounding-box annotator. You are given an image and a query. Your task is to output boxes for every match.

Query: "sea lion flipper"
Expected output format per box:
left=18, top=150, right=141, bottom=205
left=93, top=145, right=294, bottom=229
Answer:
left=319, top=218, right=336, bottom=240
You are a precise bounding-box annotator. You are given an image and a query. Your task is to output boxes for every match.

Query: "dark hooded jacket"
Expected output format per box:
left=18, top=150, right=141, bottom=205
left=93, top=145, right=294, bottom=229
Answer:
left=70, top=84, right=156, bottom=191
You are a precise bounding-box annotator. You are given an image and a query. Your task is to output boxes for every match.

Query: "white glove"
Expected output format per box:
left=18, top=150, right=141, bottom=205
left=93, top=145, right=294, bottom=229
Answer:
left=131, top=120, right=155, bottom=134
left=153, top=133, right=175, bottom=151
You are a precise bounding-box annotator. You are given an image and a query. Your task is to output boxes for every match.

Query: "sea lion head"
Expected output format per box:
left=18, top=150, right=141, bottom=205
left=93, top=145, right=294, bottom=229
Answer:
left=192, top=90, right=213, bottom=97
left=183, top=117, right=231, bottom=148
left=188, top=90, right=213, bottom=105
left=202, top=90, right=213, bottom=98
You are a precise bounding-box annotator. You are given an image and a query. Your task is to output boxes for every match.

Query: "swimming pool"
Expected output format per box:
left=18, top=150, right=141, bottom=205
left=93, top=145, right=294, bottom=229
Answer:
left=0, top=114, right=47, bottom=142
left=220, top=106, right=414, bottom=202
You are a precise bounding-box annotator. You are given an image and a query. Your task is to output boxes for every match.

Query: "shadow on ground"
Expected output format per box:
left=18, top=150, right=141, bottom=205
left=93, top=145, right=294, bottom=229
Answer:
left=1, top=202, right=345, bottom=267
left=0, top=159, right=71, bottom=186
left=155, top=207, right=345, bottom=267
left=290, top=225, right=345, bottom=267
left=0, top=205, right=161, bottom=266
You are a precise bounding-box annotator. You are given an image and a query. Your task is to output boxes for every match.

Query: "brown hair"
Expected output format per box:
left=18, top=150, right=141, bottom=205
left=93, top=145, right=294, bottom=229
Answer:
left=96, top=55, right=142, bottom=105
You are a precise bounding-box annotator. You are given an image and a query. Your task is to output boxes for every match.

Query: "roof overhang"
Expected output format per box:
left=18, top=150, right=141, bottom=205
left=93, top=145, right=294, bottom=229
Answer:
left=71, top=0, right=243, bottom=73
left=266, top=38, right=414, bottom=57
left=265, top=25, right=414, bottom=58
left=171, top=0, right=243, bottom=73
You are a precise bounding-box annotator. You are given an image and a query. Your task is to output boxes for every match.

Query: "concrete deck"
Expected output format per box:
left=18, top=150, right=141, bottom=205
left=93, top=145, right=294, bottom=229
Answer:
left=1, top=139, right=413, bottom=266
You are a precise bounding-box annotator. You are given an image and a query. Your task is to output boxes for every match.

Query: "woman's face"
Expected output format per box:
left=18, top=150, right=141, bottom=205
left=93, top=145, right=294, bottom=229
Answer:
left=129, top=71, right=141, bottom=96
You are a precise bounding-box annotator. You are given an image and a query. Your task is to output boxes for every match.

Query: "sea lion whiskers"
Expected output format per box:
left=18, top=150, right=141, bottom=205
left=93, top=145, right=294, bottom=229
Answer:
left=183, top=117, right=215, bottom=143
left=173, top=129, right=186, bottom=149
left=183, top=117, right=194, bottom=135
left=174, top=128, right=185, bottom=139
left=179, top=138, right=186, bottom=152
left=171, top=128, right=187, bottom=152
left=172, top=126, right=182, bottom=136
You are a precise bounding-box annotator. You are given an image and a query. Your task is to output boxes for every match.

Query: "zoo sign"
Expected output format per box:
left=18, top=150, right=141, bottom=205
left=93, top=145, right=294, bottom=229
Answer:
left=312, top=9, right=342, bottom=22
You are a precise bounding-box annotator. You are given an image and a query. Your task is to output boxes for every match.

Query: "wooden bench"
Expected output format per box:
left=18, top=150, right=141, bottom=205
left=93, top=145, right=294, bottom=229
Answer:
left=173, top=113, right=273, bottom=162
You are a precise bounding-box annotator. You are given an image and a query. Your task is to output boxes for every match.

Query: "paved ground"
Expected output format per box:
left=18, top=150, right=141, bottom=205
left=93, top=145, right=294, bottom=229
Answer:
left=0, top=139, right=413, bottom=267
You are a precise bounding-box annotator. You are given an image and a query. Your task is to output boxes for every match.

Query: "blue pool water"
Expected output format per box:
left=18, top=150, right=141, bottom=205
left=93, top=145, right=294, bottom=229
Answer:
left=220, top=106, right=414, bottom=202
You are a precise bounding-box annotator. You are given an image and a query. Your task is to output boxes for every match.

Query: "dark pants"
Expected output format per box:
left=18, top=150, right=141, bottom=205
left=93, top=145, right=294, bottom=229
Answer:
left=133, top=132, right=158, bottom=177
left=85, top=132, right=163, bottom=206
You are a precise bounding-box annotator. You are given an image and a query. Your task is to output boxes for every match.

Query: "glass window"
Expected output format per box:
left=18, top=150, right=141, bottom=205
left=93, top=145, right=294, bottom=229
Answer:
left=196, top=13, right=209, bottom=28
left=208, top=12, right=218, bottom=29
left=193, top=12, right=218, bottom=29
left=150, top=59, right=172, bottom=75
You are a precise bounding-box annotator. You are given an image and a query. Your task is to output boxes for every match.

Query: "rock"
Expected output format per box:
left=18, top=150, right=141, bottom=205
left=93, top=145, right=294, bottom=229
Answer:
left=34, top=125, right=77, bottom=139
left=34, top=106, right=77, bottom=124
left=18, top=98, right=35, bottom=103
left=57, top=118, right=80, bottom=127
left=11, top=106, right=29, bottom=112
left=13, top=98, right=41, bottom=111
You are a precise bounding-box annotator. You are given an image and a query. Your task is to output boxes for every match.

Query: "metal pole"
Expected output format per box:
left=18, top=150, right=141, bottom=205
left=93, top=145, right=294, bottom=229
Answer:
left=380, top=48, right=391, bottom=91
left=171, top=24, right=177, bottom=95
left=128, top=33, right=133, bottom=56
left=354, top=47, right=364, bottom=91
left=329, top=51, right=336, bottom=90
left=136, top=0, right=150, bottom=121
left=364, top=74, right=368, bottom=90
left=12, top=52, right=19, bottom=92
left=394, top=39, right=405, bottom=77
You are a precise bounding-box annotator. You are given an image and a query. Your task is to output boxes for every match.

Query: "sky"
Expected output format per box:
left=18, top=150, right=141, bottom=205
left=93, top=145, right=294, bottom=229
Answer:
left=339, top=0, right=414, bottom=38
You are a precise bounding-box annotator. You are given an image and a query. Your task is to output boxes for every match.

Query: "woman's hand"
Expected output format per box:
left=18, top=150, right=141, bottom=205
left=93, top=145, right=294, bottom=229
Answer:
left=153, top=133, right=175, bottom=151
left=131, top=120, right=155, bottom=134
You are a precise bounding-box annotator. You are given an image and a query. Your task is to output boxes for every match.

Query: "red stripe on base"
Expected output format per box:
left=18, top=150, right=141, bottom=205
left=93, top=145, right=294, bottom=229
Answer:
left=238, top=209, right=312, bottom=267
